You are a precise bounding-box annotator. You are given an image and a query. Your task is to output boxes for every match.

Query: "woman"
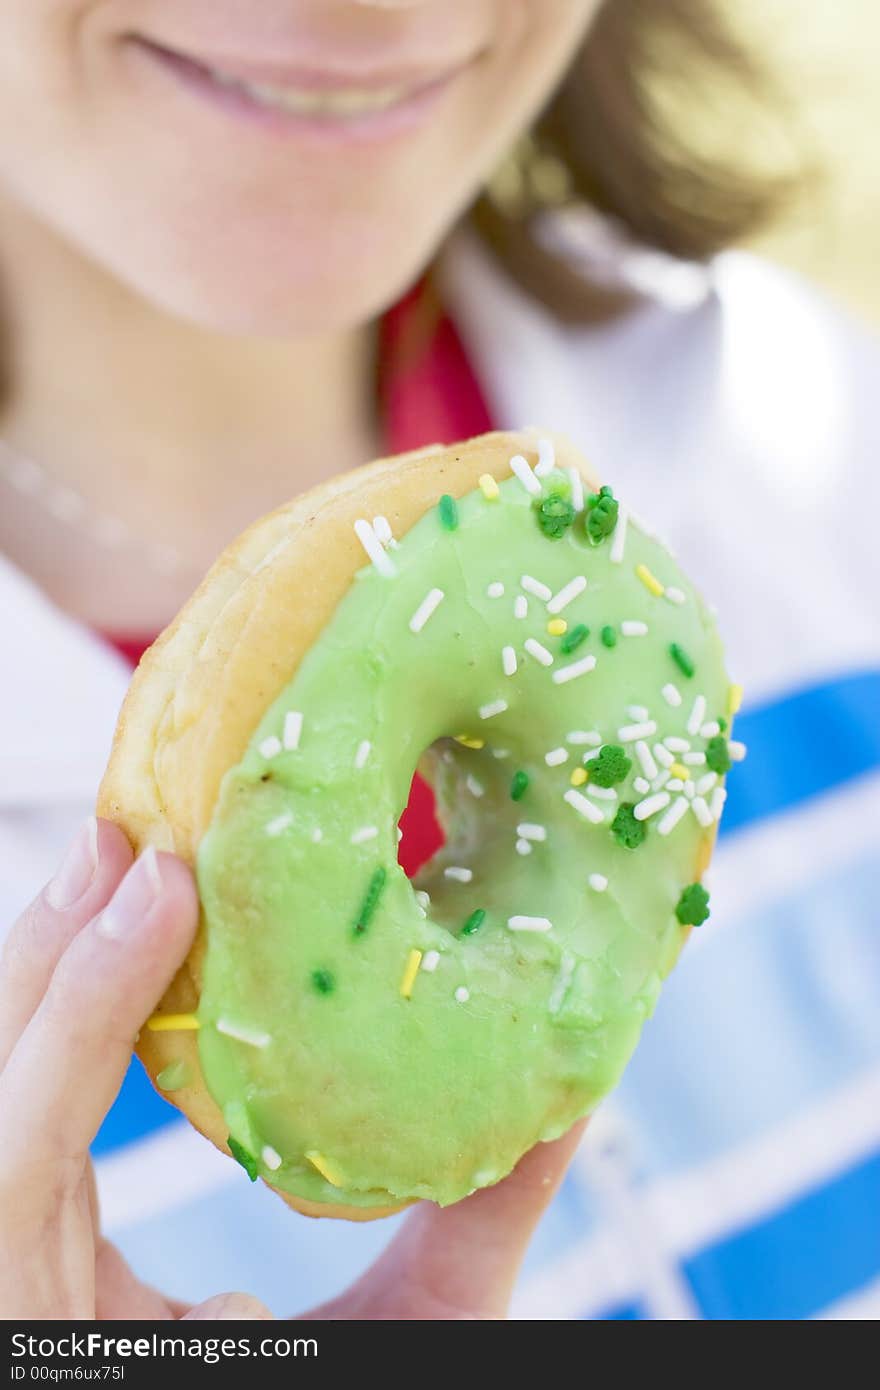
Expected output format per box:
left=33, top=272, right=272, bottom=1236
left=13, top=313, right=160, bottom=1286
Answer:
left=2, top=1, right=878, bottom=1320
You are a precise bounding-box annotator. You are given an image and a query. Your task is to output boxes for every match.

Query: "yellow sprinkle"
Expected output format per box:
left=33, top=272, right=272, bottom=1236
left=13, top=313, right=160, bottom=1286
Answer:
left=454, top=734, right=485, bottom=749
left=146, top=1013, right=200, bottom=1032
left=670, top=762, right=689, bottom=780
left=399, top=948, right=423, bottom=999
left=305, top=1150, right=344, bottom=1187
left=635, top=563, right=665, bottom=597
left=728, top=682, right=744, bottom=716
left=479, top=472, right=499, bottom=501
left=570, top=767, right=588, bottom=787
left=547, top=618, right=568, bottom=636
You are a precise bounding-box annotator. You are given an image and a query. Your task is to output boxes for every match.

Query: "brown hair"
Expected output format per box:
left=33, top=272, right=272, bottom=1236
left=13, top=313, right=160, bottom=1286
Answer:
left=473, top=0, right=807, bottom=320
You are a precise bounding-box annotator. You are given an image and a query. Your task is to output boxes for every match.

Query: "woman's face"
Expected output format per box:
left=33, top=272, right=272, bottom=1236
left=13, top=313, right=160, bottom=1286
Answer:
left=0, top=1, right=599, bottom=333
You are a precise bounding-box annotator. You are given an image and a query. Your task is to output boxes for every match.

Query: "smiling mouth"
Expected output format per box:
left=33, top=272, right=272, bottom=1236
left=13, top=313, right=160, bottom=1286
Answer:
left=131, top=37, right=472, bottom=125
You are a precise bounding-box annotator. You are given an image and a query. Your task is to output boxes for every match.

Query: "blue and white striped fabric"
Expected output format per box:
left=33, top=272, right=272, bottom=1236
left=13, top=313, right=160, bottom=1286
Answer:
left=4, top=239, right=879, bottom=1318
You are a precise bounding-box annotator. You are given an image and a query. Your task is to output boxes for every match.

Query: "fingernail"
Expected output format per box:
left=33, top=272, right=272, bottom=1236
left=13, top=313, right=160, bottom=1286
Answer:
left=46, top=816, right=99, bottom=910
left=97, top=846, right=163, bottom=939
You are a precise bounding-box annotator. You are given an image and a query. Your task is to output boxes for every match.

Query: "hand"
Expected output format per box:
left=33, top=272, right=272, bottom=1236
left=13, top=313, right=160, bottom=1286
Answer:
left=0, top=818, right=584, bottom=1321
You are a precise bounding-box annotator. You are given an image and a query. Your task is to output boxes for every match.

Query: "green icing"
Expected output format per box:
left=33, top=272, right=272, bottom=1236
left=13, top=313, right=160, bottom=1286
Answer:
left=197, top=473, right=731, bottom=1208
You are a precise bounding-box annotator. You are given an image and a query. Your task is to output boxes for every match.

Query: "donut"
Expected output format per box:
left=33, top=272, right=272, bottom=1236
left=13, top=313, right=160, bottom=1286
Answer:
left=99, top=430, right=740, bottom=1219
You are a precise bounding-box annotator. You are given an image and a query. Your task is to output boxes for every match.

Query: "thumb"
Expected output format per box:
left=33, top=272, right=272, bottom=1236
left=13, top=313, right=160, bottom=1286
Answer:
left=183, top=1293, right=274, bottom=1320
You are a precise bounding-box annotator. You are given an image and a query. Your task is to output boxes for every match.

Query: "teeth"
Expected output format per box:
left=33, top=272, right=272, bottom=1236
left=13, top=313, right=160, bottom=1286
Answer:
left=208, top=68, right=411, bottom=117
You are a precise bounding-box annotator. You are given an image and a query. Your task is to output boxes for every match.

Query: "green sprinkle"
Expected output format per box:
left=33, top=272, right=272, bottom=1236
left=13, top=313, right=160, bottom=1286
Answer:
left=461, top=908, right=486, bottom=937
left=669, top=642, right=695, bottom=678
left=611, top=803, right=646, bottom=849
left=585, top=487, right=619, bottom=544
left=228, top=1136, right=258, bottom=1182
left=311, top=968, right=335, bottom=995
left=156, top=1060, right=190, bottom=1092
left=675, top=883, right=711, bottom=926
left=438, top=494, right=458, bottom=531
left=560, top=623, right=589, bottom=654
left=534, top=493, right=576, bottom=540
left=590, top=744, right=633, bottom=788
left=601, top=625, right=618, bottom=649
left=510, top=770, right=530, bottom=801
left=717, top=716, right=728, bottom=732
left=705, top=735, right=732, bottom=775
left=354, top=866, right=386, bottom=935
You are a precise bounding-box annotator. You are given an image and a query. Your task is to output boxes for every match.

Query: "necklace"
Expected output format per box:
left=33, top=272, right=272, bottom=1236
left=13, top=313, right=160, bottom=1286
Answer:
left=0, top=436, right=199, bottom=580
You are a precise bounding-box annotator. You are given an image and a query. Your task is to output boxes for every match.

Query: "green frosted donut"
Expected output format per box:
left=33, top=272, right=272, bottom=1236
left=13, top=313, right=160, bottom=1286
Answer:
left=194, top=445, right=736, bottom=1209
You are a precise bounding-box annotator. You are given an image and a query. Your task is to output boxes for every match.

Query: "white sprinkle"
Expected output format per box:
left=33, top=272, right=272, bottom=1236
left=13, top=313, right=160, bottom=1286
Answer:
left=696, top=771, right=719, bottom=795
left=466, top=774, right=485, bottom=798
left=618, top=720, right=657, bottom=743
left=700, top=720, right=721, bottom=739
left=525, top=637, right=554, bottom=667
left=553, top=655, right=597, bottom=685
left=259, top=735, right=282, bottom=760
left=667, top=779, right=685, bottom=792
left=627, top=705, right=650, bottom=721
left=216, top=1019, right=270, bottom=1049
left=534, top=437, right=556, bottom=477
left=684, top=751, right=706, bottom=766
left=502, top=645, right=518, bottom=677
left=508, top=915, right=553, bottom=933
left=265, top=812, right=293, bottom=837
left=567, top=730, right=602, bottom=746
left=664, top=735, right=691, bottom=752
left=653, top=743, right=674, bottom=768
left=652, top=769, right=671, bottom=791
left=283, top=710, right=303, bottom=751
left=354, top=518, right=395, bottom=578
left=665, top=586, right=686, bottom=605
left=372, top=515, right=394, bottom=548
left=311, top=828, right=323, bottom=844
left=479, top=698, right=508, bottom=720
left=588, top=873, right=608, bottom=893
left=548, top=951, right=577, bottom=1015
left=262, top=1145, right=283, bottom=1171
left=582, top=747, right=602, bottom=762
left=587, top=784, right=617, bottom=801
left=634, top=740, right=659, bottom=780
left=421, top=950, right=440, bottom=973
left=547, top=575, right=587, bottom=614
left=729, top=740, right=748, bottom=761
left=568, top=467, right=584, bottom=513
left=657, top=796, right=689, bottom=836
left=487, top=581, right=505, bottom=598
left=684, top=780, right=696, bottom=799
left=397, top=827, right=403, bottom=842
left=414, top=890, right=431, bottom=912
left=692, top=796, right=714, bottom=828
left=351, top=825, right=378, bottom=845
left=514, top=594, right=529, bottom=620
left=544, top=747, right=568, bottom=767
left=564, top=788, right=605, bottom=823
left=621, top=620, right=648, bottom=637
left=711, top=786, right=728, bottom=821
left=634, top=792, right=671, bottom=821
left=454, top=986, right=470, bottom=1004
left=633, top=777, right=651, bottom=795
left=354, top=739, right=371, bottom=769
left=492, top=748, right=510, bottom=759
left=518, top=822, right=547, bottom=842
left=516, top=838, right=532, bottom=856
left=409, top=587, right=445, bottom=634
left=687, top=695, right=708, bottom=736
left=510, top=453, right=542, bottom=496
left=662, top=683, right=683, bottom=708
left=521, top=574, right=553, bottom=602
left=609, top=504, right=628, bottom=564
left=445, top=866, right=473, bottom=883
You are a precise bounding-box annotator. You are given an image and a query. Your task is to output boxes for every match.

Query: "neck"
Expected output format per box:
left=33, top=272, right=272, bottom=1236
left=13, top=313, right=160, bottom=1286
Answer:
left=0, top=196, right=381, bottom=601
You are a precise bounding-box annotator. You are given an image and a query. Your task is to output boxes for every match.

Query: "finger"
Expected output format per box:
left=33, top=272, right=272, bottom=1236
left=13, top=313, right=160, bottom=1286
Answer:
left=310, top=1120, right=587, bottom=1320
left=95, top=1238, right=178, bottom=1321
left=183, top=1294, right=274, bottom=1320
left=0, top=818, right=133, bottom=1068
left=0, top=848, right=198, bottom=1175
